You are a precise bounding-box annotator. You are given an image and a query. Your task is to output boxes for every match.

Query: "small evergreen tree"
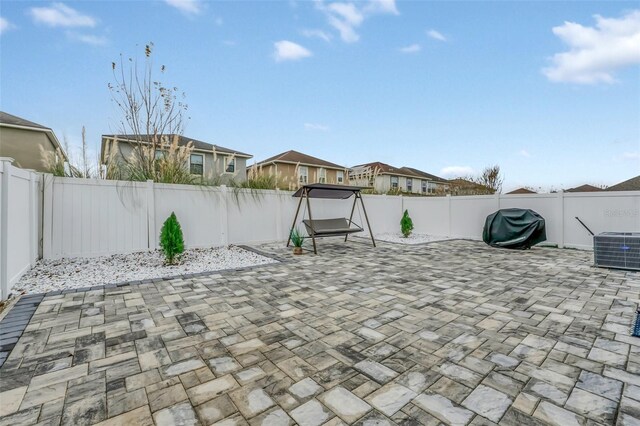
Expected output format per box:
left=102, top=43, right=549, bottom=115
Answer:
left=400, top=210, right=414, bottom=238
left=160, top=212, right=184, bottom=264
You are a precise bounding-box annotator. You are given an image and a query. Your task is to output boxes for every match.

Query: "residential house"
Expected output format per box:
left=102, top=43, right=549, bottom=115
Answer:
left=250, top=150, right=350, bottom=190
left=403, top=167, right=450, bottom=194
left=349, top=162, right=447, bottom=195
left=506, top=187, right=537, bottom=194
left=0, top=111, right=67, bottom=172
left=100, top=134, right=252, bottom=183
left=606, top=175, right=640, bottom=191
left=565, top=184, right=604, bottom=193
left=448, top=178, right=495, bottom=195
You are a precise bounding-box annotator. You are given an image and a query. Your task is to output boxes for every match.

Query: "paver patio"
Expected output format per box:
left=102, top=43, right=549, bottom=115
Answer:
left=0, top=239, right=639, bottom=426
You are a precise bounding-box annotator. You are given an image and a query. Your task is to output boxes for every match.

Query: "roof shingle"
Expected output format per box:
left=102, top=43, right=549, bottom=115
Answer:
left=102, top=134, right=251, bottom=157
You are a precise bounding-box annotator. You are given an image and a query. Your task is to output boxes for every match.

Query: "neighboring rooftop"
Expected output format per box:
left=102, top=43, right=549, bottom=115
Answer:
left=606, top=175, right=640, bottom=192
left=403, top=167, right=449, bottom=183
left=565, top=184, right=604, bottom=193
left=0, top=111, right=50, bottom=130
left=253, top=150, right=346, bottom=170
left=350, top=161, right=421, bottom=178
left=506, top=187, right=537, bottom=195
left=102, top=134, right=252, bottom=157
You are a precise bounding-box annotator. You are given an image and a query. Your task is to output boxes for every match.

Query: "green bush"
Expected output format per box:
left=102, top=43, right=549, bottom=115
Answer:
left=400, top=209, right=414, bottom=238
left=160, top=212, right=184, bottom=264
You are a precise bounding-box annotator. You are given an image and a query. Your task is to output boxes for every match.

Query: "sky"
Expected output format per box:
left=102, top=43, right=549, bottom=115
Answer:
left=1, top=0, right=639, bottom=192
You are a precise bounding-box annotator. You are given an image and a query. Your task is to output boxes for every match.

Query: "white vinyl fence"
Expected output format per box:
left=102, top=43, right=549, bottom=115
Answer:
left=1, top=168, right=639, bottom=298
left=0, top=158, right=41, bottom=299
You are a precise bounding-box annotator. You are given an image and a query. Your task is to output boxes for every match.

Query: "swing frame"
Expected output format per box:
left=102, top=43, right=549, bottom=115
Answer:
left=286, top=183, right=376, bottom=254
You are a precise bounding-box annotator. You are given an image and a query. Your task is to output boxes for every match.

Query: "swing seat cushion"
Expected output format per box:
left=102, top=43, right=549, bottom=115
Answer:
left=303, top=218, right=363, bottom=237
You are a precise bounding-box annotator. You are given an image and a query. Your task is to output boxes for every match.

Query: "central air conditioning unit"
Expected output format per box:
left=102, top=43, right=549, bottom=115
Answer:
left=594, top=232, right=640, bottom=271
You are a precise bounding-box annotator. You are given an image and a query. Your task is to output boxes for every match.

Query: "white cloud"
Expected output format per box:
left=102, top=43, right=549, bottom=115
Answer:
left=0, top=17, right=15, bottom=34
left=301, top=29, right=332, bottom=42
left=519, top=149, right=531, bottom=157
left=164, top=0, right=202, bottom=16
left=441, top=166, right=474, bottom=177
left=363, top=0, right=399, bottom=15
left=399, top=43, right=421, bottom=53
left=427, top=29, right=446, bottom=42
left=623, top=152, right=640, bottom=160
left=543, top=10, right=640, bottom=84
left=66, top=31, right=108, bottom=46
left=273, top=40, right=312, bottom=62
left=29, top=3, right=96, bottom=27
left=304, top=123, right=329, bottom=131
left=315, top=0, right=398, bottom=43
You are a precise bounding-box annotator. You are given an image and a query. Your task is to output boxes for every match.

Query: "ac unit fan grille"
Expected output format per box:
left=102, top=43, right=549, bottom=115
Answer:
left=594, top=232, right=640, bottom=271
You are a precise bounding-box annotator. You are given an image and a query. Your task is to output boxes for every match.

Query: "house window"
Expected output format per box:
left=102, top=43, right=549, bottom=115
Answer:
left=406, top=178, right=413, bottom=192
left=224, top=157, right=235, bottom=173
left=337, top=170, right=344, bottom=184
left=391, top=176, right=398, bottom=189
left=422, top=180, right=428, bottom=193
left=190, top=154, right=204, bottom=175
left=318, top=168, right=326, bottom=183
left=298, top=166, right=308, bottom=184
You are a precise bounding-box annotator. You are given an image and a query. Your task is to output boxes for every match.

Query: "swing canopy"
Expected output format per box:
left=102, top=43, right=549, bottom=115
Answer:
left=288, top=184, right=376, bottom=254
left=292, top=183, right=364, bottom=199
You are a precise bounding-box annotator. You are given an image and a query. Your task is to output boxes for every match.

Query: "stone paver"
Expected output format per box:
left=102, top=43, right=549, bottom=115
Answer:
left=0, top=239, right=638, bottom=425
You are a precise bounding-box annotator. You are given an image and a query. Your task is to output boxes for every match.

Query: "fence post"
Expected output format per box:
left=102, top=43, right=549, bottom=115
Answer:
left=446, top=194, right=452, bottom=237
left=220, top=185, right=229, bottom=245
left=0, top=158, right=14, bottom=299
left=558, top=190, right=565, bottom=248
left=275, top=188, right=282, bottom=241
left=146, top=180, right=157, bottom=251
left=27, top=170, right=38, bottom=265
left=42, top=174, right=54, bottom=259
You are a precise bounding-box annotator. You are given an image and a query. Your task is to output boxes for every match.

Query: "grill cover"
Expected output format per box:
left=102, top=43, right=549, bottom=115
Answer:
left=483, top=208, right=547, bottom=249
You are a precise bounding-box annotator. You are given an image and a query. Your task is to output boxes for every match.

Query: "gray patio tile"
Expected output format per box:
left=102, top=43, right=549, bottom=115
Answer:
left=0, top=239, right=636, bottom=426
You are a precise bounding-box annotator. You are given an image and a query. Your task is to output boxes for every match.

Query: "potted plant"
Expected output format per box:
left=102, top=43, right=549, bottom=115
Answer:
left=290, top=228, right=305, bottom=255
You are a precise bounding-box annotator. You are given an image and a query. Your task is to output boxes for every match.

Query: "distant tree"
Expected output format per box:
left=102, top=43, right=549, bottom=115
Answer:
left=475, top=165, right=504, bottom=194
left=108, top=42, right=189, bottom=181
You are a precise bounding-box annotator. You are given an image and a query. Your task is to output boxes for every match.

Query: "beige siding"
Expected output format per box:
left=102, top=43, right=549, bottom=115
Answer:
left=103, top=140, right=248, bottom=182
left=252, top=162, right=349, bottom=190
left=0, top=127, right=59, bottom=172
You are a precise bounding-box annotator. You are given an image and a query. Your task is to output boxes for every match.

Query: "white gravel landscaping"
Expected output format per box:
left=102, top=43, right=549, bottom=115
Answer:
left=14, top=246, right=278, bottom=295
left=372, top=232, right=451, bottom=245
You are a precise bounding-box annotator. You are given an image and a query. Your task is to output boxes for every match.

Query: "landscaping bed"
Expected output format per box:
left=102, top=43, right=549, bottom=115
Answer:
left=373, top=232, right=450, bottom=245
left=14, top=246, right=278, bottom=295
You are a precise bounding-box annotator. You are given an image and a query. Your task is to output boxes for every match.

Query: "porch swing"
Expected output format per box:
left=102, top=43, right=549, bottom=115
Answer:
left=286, top=183, right=376, bottom=254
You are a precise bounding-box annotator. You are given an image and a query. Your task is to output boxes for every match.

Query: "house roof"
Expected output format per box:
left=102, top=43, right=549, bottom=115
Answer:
left=102, top=134, right=252, bottom=158
left=506, top=187, right=537, bottom=194
left=403, top=167, right=449, bottom=183
left=606, top=175, right=640, bottom=192
left=350, top=162, right=422, bottom=179
left=565, top=184, right=603, bottom=193
left=0, top=111, right=67, bottom=160
left=0, top=111, right=50, bottom=130
left=253, top=150, right=346, bottom=170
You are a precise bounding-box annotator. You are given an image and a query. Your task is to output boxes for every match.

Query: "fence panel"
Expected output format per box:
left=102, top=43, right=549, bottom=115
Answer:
left=46, top=179, right=149, bottom=258
left=154, top=183, right=225, bottom=249
left=403, top=197, right=450, bottom=236
left=0, top=160, right=41, bottom=298
left=563, top=192, right=640, bottom=249
left=449, top=196, right=500, bottom=239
